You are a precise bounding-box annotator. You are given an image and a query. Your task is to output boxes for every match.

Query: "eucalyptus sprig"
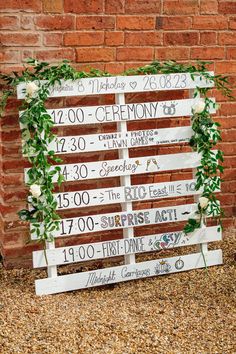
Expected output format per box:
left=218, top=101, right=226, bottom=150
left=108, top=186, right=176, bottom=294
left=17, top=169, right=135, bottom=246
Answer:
left=0, top=59, right=233, bottom=249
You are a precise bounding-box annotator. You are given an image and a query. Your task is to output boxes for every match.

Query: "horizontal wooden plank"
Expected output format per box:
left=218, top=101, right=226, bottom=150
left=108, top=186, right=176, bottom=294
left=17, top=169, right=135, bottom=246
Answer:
left=49, top=126, right=193, bottom=155
left=35, top=249, right=222, bottom=295
left=33, top=226, right=222, bottom=268
left=17, top=72, right=214, bottom=99
left=25, top=151, right=205, bottom=183
left=20, top=98, right=215, bottom=126
left=54, top=179, right=200, bottom=210
left=31, top=203, right=198, bottom=240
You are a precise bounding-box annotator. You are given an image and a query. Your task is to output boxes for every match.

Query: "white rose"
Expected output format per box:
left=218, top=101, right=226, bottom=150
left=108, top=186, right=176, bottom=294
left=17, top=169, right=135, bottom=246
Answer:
left=199, top=196, right=209, bottom=209
left=26, top=82, right=39, bottom=97
left=29, top=184, right=41, bottom=198
left=192, top=99, right=206, bottom=114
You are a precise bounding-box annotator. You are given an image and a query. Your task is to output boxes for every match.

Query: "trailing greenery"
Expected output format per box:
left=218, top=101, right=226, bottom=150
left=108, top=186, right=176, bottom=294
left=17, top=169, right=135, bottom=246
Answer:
left=0, top=59, right=233, bottom=250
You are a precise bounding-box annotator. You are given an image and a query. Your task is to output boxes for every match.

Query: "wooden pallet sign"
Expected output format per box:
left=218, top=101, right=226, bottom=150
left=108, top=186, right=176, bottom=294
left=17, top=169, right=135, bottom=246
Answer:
left=17, top=72, right=222, bottom=296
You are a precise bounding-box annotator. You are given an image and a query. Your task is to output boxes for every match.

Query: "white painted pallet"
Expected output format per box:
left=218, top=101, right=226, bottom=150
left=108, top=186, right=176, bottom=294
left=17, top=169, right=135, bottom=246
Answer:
left=16, top=71, right=222, bottom=295
left=33, top=226, right=222, bottom=268
left=35, top=249, right=223, bottom=295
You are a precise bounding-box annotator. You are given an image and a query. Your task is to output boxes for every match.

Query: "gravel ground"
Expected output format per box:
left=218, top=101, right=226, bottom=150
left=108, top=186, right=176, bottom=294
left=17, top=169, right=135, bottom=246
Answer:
left=0, top=230, right=235, bottom=354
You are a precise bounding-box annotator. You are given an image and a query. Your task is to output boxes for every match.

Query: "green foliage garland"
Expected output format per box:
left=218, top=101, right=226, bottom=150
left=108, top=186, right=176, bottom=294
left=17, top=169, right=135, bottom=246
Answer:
left=0, top=59, right=233, bottom=250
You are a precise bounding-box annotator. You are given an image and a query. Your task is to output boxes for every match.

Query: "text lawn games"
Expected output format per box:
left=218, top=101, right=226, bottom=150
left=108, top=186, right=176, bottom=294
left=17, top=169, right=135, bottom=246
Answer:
left=17, top=72, right=223, bottom=295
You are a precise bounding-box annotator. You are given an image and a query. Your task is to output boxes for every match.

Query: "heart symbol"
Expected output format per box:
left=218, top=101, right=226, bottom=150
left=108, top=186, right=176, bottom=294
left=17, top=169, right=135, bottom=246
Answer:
left=129, top=81, right=137, bottom=90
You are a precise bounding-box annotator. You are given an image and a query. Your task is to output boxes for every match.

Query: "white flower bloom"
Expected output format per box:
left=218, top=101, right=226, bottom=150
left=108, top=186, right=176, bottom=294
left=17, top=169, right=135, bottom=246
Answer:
left=199, top=196, right=209, bottom=209
left=29, top=184, right=41, bottom=198
left=192, top=99, right=206, bottom=114
left=26, top=82, right=39, bottom=97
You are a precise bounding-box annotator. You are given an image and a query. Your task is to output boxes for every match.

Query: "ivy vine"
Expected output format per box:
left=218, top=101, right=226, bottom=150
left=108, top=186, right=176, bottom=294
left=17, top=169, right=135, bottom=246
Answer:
left=0, top=59, right=233, bottom=252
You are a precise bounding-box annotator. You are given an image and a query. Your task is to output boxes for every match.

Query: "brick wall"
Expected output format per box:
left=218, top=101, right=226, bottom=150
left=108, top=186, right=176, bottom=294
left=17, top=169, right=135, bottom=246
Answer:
left=0, top=0, right=236, bottom=267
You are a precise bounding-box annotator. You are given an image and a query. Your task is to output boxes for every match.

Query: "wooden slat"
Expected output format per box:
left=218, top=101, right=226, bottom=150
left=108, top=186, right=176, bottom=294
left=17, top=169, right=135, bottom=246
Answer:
left=17, top=72, right=214, bottom=99
left=33, top=226, right=222, bottom=268
left=30, top=203, right=198, bottom=240
left=25, top=151, right=206, bottom=183
left=19, top=98, right=215, bottom=127
left=54, top=179, right=201, bottom=210
left=35, top=249, right=222, bottom=295
left=48, top=126, right=193, bottom=155
left=43, top=98, right=215, bottom=126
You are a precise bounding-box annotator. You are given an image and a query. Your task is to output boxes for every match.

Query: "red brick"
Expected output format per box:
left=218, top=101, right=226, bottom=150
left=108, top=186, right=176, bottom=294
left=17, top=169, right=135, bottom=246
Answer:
left=125, top=0, right=161, bottom=14
left=226, top=48, right=236, bottom=59
left=164, top=32, right=199, bottom=45
left=219, top=1, right=236, bottom=14
left=217, top=116, right=236, bottom=129
left=163, top=0, right=198, bottom=15
left=229, top=18, right=236, bottom=30
left=117, top=16, right=155, bottom=30
left=0, top=50, right=20, bottom=63
left=125, top=31, right=162, bottom=46
left=220, top=103, right=236, bottom=117
left=21, top=15, right=34, bottom=30
left=222, top=180, right=236, bottom=192
left=43, top=0, right=63, bottom=13
left=105, top=62, right=125, bottom=74
left=76, top=48, right=115, bottom=62
left=64, top=31, right=104, bottom=46
left=22, top=49, right=33, bottom=60
left=221, top=129, right=236, bottom=142
left=193, top=16, right=228, bottom=29
left=216, top=61, right=236, bottom=74
left=117, top=47, right=154, bottom=61
left=43, top=33, right=63, bottom=46
left=3, top=158, right=27, bottom=173
left=64, top=0, right=103, bottom=13
left=200, top=32, right=217, bottom=45
left=219, top=32, right=236, bottom=45
left=124, top=62, right=149, bottom=71
left=223, top=168, right=236, bottom=181
left=35, top=48, right=75, bottom=61
left=0, top=16, right=19, bottom=29
left=191, top=47, right=225, bottom=60
left=0, top=33, right=40, bottom=46
left=223, top=156, right=236, bottom=168
left=200, top=0, right=218, bottom=14
left=222, top=217, right=235, bottom=228
left=105, top=0, right=124, bottom=14
left=2, top=174, right=23, bottom=187
left=35, top=15, right=74, bottom=30
left=76, top=16, right=115, bottom=30
left=155, top=47, right=190, bottom=60
left=105, top=31, right=124, bottom=46
left=218, top=194, right=235, bottom=206
left=0, top=0, right=41, bottom=12
left=218, top=142, right=236, bottom=155
left=156, top=16, right=192, bottom=30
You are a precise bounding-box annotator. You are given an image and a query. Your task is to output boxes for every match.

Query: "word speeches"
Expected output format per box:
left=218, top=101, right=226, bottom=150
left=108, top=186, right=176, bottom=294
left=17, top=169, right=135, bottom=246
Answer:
left=25, top=151, right=202, bottom=183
